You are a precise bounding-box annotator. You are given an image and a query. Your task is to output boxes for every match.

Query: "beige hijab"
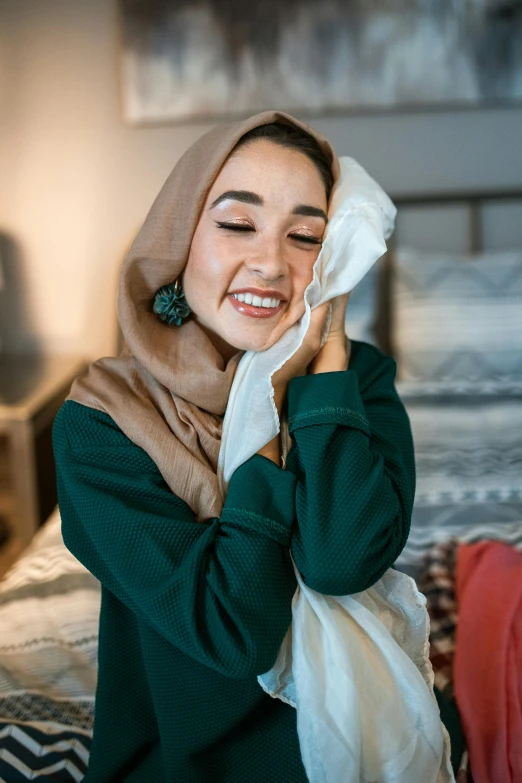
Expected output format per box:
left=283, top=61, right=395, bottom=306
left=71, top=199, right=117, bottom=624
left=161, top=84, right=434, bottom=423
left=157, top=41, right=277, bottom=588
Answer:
left=66, top=111, right=339, bottom=521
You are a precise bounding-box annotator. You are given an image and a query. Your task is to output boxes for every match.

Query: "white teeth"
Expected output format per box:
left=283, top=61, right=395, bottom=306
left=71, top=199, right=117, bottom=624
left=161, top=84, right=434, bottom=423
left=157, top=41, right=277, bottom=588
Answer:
left=231, top=293, right=281, bottom=308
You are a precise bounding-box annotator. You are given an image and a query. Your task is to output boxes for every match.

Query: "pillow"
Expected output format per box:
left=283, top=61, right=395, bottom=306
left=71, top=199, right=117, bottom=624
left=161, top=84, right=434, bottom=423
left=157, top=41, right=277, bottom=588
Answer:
left=394, top=390, right=522, bottom=578
left=405, top=394, right=522, bottom=508
left=392, top=247, right=522, bottom=382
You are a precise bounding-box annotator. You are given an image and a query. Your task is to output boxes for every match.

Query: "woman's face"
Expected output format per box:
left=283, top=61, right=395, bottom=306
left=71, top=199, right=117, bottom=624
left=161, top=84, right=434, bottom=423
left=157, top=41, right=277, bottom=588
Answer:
left=182, top=138, right=328, bottom=359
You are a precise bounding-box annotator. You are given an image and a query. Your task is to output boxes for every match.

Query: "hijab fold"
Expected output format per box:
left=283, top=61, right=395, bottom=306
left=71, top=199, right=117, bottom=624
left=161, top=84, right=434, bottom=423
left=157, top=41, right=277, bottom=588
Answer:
left=66, top=111, right=339, bottom=521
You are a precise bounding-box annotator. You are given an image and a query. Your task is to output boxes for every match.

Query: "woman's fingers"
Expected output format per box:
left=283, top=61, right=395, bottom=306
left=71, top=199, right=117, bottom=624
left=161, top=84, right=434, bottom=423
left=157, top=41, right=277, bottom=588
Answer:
left=310, top=301, right=331, bottom=329
left=330, top=292, right=350, bottom=333
left=271, top=301, right=330, bottom=399
left=271, top=296, right=349, bottom=403
left=310, top=301, right=331, bottom=348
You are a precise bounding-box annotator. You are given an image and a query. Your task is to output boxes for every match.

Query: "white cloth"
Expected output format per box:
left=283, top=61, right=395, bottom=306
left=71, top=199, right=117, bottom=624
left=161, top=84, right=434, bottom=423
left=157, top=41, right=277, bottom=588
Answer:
left=258, top=561, right=454, bottom=783
left=217, top=157, right=455, bottom=782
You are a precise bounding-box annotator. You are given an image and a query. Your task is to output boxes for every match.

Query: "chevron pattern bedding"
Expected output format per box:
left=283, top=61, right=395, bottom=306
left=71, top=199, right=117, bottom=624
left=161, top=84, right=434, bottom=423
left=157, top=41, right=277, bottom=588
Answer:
left=0, top=508, right=100, bottom=781
left=394, top=382, right=522, bottom=578
left=389, top=243, right=522, bottom=579
left=392, top=247, right=522, bottom=382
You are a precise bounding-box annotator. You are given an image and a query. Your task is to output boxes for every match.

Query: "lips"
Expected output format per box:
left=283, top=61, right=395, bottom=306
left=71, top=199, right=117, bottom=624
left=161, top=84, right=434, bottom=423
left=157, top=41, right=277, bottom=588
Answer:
left=227, top=294, right=285, bottom=319
left=228, top=288, right=286, bottom=301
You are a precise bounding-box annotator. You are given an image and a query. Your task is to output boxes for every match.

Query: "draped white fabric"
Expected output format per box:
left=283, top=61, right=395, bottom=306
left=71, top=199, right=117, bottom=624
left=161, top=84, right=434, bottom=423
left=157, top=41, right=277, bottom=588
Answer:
left=258, top=562, right=454, bottom=783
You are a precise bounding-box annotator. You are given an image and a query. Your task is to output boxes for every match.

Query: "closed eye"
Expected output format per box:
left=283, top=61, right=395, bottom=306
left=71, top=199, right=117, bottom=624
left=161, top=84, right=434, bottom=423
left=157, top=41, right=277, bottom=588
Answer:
left=289, top=234, right=322, bottom=245
left=216, top=222, right=321, bottom=245
left=216, top=222, right=254, bottom=232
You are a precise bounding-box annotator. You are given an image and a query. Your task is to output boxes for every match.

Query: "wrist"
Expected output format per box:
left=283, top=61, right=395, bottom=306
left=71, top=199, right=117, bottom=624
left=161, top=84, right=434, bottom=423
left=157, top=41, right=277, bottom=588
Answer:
left=257, top=434, right=281, bottom=466
left=310, top=341, right=349, bottom=374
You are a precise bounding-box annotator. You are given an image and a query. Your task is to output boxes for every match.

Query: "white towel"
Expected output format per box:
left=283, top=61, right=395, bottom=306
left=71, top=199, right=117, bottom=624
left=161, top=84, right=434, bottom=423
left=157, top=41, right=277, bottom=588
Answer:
left=218, top=157, right=454, bottom=782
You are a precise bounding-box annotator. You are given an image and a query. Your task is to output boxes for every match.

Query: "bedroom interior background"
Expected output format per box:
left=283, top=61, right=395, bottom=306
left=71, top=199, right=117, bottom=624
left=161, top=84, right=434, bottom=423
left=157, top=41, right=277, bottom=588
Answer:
left=0, top=2, right=521, bottom=778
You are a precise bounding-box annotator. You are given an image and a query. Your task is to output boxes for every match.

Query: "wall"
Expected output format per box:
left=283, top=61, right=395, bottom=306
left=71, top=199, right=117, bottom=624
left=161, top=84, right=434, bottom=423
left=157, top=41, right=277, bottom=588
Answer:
left=1, top=0, right=521, bottom=358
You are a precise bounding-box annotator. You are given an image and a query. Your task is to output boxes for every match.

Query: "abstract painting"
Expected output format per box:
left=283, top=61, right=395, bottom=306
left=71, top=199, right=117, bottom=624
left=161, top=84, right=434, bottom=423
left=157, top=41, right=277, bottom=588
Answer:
left=119, top=0, right=522, bottom=124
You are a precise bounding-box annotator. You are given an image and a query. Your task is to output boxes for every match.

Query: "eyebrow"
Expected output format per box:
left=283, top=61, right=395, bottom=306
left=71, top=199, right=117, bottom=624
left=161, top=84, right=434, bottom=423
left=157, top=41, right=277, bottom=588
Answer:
left=209, top=189, right=328, bottom=222
left=210, top=190, right=262, bottom=208
left=293, top=204, right=328, bottom=222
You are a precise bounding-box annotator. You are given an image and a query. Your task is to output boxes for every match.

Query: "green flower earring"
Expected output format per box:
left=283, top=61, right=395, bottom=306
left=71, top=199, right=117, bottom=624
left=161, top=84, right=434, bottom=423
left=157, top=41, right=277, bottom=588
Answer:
left=153, top=279, right=192, bottom=327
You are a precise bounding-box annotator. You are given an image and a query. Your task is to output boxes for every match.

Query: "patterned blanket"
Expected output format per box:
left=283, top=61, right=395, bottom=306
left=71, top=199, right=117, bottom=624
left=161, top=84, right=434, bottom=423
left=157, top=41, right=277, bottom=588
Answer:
left=0, top=508, right=100, bottom=781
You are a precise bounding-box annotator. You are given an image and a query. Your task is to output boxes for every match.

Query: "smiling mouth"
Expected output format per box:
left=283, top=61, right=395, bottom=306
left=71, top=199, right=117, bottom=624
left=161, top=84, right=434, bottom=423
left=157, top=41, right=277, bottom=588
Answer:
left=232, top=292, right=281, bottom=308
left=227, top=293, right=285, bottom=319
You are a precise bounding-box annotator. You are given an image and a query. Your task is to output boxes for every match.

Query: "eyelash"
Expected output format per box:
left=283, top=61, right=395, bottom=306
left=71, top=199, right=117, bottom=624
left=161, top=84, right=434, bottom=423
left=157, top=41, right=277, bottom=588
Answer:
left=215, top=222, right=322, bottom=245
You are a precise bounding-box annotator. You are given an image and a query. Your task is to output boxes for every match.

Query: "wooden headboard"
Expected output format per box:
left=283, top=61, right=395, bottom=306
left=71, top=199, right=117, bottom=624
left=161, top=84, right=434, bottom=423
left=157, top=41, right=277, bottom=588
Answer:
left=374, top=187, right=522, bottom=358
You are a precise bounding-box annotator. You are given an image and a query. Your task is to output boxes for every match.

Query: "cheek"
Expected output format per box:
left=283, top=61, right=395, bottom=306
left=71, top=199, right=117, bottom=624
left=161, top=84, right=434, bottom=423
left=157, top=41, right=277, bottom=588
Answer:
left=290, top=250, right=320, bottom=301
left=183, top=235, right=230, bottom=309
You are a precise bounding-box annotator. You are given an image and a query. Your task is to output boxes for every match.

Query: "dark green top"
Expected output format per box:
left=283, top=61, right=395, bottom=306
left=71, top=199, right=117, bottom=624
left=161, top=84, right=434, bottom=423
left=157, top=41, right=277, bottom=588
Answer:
left=52, top=339, right=415, bottom=782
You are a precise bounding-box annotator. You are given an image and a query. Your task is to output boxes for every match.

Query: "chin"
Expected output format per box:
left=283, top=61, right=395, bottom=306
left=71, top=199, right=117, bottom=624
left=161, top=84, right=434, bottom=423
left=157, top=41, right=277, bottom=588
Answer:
left=226, top=317, right=300, bottom=353
left=225, top=330, right=276, bottom=354
left=232, top=338, right=269, bottom=353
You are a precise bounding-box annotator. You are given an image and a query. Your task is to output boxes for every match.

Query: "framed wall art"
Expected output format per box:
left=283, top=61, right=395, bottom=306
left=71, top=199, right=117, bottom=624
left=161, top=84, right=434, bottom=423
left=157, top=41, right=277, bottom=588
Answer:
left=119, top=0, right=522, bottom=124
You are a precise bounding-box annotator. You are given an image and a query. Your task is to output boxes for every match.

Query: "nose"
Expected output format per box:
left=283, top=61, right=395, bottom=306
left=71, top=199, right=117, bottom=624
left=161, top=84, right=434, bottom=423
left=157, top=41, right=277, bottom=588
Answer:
left=244, top=236, right=288, bottom=281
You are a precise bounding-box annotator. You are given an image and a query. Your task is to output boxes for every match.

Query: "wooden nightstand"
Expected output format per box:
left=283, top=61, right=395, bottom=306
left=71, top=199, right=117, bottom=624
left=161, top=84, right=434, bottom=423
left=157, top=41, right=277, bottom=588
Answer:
left=0, top=354, right=87, bottom=562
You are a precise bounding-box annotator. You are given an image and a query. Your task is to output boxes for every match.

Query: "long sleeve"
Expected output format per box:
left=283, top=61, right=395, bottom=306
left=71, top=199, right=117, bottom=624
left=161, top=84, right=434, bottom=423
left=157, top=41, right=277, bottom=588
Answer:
left=52, top=400, right=298, bottom=680
left=285, top=341, right=415, bottom=596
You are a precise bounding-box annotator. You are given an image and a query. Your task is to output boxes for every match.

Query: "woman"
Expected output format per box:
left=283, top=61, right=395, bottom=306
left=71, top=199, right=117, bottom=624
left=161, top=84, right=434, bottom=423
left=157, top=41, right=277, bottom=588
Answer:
left=53, top=111, right=417, bottom=782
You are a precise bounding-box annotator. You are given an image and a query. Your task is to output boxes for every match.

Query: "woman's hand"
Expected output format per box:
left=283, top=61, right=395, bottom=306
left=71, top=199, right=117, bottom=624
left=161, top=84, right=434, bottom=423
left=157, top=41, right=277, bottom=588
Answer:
left=270, top=300, right=331, bottom=412
left=309, top=292, right=351, bottom=374
left=258, top=301, right=330, bottom=466
left=257, top=293, right=350, bottom=466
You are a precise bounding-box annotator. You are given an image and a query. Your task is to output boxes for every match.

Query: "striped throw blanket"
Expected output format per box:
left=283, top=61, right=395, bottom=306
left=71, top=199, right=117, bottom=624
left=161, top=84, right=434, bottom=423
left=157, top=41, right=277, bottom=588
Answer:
left=0, top=507, right=100, bottom=781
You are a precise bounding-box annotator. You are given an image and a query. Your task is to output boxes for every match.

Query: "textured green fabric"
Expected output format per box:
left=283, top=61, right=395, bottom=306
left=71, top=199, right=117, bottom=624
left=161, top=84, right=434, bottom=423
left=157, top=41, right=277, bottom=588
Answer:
left=52, top=339, right=415, bottom=782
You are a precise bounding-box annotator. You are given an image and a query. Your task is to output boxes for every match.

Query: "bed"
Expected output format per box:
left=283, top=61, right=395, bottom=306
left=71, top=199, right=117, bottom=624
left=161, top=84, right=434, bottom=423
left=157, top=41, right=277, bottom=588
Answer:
left=380, top=189, right=522, bottom=583
left=1, top=187, right=521, bottom=781
left=0, top=507, right=97, bottom=780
